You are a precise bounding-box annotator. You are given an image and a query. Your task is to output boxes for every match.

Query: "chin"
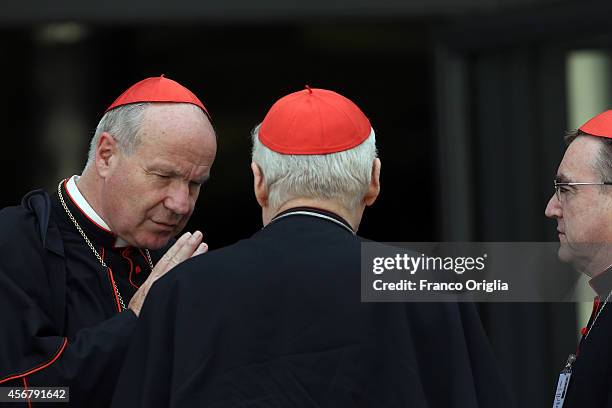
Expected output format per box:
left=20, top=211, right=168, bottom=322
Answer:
left=557, top=245, right=574, bottom=264
left=139, top=233, right=174, bottom=250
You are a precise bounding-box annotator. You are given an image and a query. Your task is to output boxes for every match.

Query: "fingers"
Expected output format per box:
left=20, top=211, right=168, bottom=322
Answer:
left=192, top=242, right=208, bottom=257
left=154, top=231, right=204, bottom=275
left=154, top=231, right=193, bottom=275
left=130, top=231, right=207, bottom=317
left=172, top=231, right=203, bottom=264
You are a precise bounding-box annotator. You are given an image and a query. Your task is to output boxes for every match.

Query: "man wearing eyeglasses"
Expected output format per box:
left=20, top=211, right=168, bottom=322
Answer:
left=545, top=110, right=612, bottom=408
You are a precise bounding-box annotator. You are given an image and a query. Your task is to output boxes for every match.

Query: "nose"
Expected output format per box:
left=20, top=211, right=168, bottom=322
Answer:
left=544, top=193, right=562, bottom=219
left=164, top=181, right=191, bottom=216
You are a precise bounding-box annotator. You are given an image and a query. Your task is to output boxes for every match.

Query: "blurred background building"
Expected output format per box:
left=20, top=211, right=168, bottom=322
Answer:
left=2, top=0, right=611, bottom=405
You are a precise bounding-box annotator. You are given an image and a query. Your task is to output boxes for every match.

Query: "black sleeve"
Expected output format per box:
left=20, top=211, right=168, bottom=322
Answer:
left=27, top=311, right=138, bottom=407
left=457, top=302, right=516, bottom=408
left=0, top=207, right=138, bottom=407
left=0, top=258, right=138, bottom=407
left=110, top=277, right=178, bottom=408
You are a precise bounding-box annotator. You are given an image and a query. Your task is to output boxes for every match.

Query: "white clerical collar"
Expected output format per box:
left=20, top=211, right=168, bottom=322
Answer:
left=270, top=207, right=355, bottom=235
left=66, top=175, right=129, bottom=247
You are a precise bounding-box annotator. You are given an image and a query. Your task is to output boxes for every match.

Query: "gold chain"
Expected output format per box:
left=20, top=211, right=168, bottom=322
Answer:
left=57, top=180, right=154, bottom=311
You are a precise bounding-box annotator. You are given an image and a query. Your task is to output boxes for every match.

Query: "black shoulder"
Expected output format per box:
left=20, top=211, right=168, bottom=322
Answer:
left=0, top=191, right=66, bottom=324
left=0, top=189, right=63, bottom=256
left=21, top=189, right=52, bottom=245
left=0, top=200, right=41, bottom=247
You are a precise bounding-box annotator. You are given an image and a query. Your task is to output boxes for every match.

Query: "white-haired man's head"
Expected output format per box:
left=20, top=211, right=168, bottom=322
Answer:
left=251, top=125, right=380, bottom=229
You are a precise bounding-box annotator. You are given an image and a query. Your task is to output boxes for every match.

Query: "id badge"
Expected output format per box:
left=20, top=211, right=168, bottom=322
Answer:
left=552, top=354, right=575, bottom=408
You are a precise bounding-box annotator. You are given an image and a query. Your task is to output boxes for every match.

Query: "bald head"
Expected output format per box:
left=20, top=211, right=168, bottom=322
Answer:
left=85, top=102, right=213, bottom=171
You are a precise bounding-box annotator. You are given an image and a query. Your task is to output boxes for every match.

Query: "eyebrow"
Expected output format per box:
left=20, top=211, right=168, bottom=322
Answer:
left=555, top=173, right=571, bottom=183
left=194, top=174, right=210, bottom=185
left=149, top=166, right=210, bottom=185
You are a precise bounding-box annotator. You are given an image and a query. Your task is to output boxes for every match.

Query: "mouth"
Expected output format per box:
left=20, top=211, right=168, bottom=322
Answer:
left=151, top=220, right=179, bottom=230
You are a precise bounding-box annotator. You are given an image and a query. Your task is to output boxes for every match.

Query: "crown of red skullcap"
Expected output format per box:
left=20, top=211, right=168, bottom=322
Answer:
left=105, top=75, right=209, bottom=116
left=579, top=110, right=612, bottom=139
left=258, top=86, right=371, bottom=155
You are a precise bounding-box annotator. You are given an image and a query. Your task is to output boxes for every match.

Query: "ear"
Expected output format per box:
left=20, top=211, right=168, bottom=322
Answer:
left=364, top=158, right=381, bottom=207
left=251, top=162, right=268, bottom=208
left=95, top=132, right=119, bottom=178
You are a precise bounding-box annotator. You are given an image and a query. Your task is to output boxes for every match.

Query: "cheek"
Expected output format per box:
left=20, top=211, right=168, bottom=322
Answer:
left=566, top=213, right=603, bottom=241
left=124, top=176, right=163, bottom=208
left=587, top=219, right=612, bottom=243
left=113, top=183, right=157, bottom=221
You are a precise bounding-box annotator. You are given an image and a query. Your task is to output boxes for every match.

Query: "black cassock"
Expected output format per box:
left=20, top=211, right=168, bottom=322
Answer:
left=112, top=208, right=513, bottom=408
left=0, top=181, right=166, bottom=407
left=562, top=266, right=612, bottom=407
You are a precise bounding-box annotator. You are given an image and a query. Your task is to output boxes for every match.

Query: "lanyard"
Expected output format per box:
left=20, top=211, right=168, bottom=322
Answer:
left=552, top=354, right=576, bottom=408
left=553, top=289, right=612, bottom=407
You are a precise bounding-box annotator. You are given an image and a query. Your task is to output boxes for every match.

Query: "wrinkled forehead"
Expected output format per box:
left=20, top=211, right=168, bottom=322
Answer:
left=130, top=108, right=216, bottom=167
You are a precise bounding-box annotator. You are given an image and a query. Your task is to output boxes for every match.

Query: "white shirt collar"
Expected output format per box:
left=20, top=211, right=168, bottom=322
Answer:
left=66, top=175, right=129, bottom=247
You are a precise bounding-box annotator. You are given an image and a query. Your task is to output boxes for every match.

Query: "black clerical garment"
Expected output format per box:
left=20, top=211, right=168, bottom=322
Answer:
left=112, top=208, right=512, bottom=408
left=562, top=266, right=612, bottom=407
left=0, top=183, right=166, bottom=407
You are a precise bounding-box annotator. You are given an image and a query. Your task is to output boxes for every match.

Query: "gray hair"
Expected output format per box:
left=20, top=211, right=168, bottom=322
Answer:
left=565, top=130, right=612, bottom=185
left=84, top=103, right=148, bottom=170
left=251, top=125, right=378, bottom=211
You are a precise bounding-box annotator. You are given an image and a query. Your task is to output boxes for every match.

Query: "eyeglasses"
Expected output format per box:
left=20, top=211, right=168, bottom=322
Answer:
left=554, top=180, right=612, bottom=202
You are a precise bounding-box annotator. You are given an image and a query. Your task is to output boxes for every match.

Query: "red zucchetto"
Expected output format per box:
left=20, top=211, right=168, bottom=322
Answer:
left=259, top=86, right=371, bottom=155
left=579, top=110, right=612, bottom=139
left=105, top=75, right=208, bottom=116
